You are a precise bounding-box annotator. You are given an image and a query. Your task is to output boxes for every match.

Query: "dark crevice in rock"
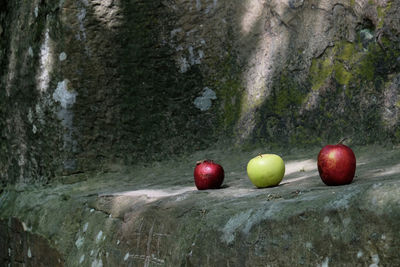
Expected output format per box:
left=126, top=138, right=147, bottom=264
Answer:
left=0, top=218, right=64, bottom=267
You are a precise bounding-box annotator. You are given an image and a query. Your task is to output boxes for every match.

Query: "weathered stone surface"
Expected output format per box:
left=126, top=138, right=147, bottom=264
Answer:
left=0, top=1, right=400, bottom=264
left=0, top=0, right=399, bottom=266
left=1, top=145, right=399, bottom=266
left=0, top=218, right=64, bottom=266
left=0, top=0, right=399, bottom=184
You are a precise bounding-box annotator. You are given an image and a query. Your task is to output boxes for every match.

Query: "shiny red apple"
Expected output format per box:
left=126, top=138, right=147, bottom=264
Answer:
left=317, top=144, right=356, bottom=186
left=194, top=160, right=224, bottom=190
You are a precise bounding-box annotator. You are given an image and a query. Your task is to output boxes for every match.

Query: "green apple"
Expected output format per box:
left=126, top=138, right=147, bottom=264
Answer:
left=247, top=154, right=285, bottom=188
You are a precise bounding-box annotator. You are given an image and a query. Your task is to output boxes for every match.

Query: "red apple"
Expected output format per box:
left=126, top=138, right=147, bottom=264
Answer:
left=317, top=144, right=356, bottom=186
left=194, top=160, right=224, bottom=190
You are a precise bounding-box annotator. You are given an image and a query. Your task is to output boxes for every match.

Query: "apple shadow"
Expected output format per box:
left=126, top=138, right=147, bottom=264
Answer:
left=254, top=184, right=283, bottom=189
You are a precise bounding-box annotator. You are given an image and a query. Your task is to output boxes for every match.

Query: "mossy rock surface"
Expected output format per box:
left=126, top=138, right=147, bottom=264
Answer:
left=1, top=145, right=400, bottom=266
left=0, top=0, right=399, bottom=184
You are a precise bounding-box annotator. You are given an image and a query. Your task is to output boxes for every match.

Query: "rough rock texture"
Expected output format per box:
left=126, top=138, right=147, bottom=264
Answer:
left=1, top=1, right=400, bottom=265
left=0, top=218, right=64, bottom=266
left=0, top=0, right=399, bottom=184
left=0, top=145, right=399, bottom=266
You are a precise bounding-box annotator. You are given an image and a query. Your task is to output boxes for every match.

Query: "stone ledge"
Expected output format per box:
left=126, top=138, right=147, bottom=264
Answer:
left=0, top=145, right=399, bottom=266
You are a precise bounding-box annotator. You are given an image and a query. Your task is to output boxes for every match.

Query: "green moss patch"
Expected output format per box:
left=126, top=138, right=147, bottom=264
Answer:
left=377, top=2, right=392, bottom=29
left=310, top=41, right=361, bottom=91
left=253, top=71, right=309, bottom=145
left=209, top=52, right=243, bottom=135
left=310, top=57, right=333, bottom=91
left=310, top=33, right=400, bottom=92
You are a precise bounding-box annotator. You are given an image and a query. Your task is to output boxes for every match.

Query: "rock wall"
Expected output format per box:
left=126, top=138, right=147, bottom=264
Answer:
left=0, top=0, right=399, bottom=184
left=1, top=1, right=400, bottom=265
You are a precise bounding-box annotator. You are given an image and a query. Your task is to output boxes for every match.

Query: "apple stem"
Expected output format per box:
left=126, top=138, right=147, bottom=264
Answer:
left=258, top=153, right=262, bottom=158
left=337, top=137, right=348, bottom=145
left=196, top=159, right=213, bottom=165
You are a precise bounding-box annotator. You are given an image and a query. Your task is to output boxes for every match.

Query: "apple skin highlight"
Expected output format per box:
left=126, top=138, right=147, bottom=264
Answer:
left=194, top=160, right=225, bottom=190
left=317, top=144, right=356, bottom=186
